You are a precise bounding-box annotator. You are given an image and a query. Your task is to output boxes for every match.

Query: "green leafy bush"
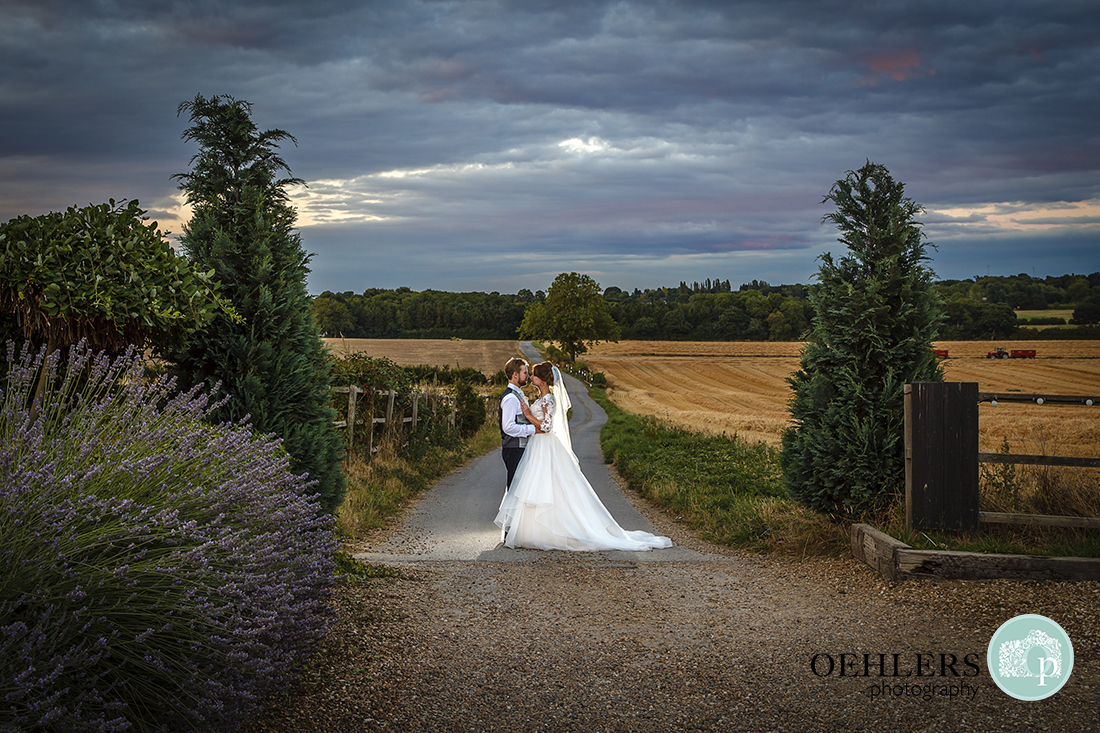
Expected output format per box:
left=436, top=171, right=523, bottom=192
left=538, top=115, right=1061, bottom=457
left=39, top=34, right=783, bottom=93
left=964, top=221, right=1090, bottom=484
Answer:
left=454, top=380, right=487, bottom=437
left=405, top=363, right=487, bottom=386
left=0, top=199, right=234, bottom=353
left=331, top=352, right=412, bottom=393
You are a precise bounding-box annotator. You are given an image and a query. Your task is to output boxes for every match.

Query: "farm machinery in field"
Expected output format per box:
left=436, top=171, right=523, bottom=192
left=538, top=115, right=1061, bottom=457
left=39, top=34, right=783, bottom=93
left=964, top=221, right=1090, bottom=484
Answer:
left=987, top=347, right=1037, bottom=359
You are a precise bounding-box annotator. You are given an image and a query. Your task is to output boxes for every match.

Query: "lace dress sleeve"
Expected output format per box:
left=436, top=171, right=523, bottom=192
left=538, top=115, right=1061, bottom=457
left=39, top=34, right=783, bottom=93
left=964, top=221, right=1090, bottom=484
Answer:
left=540, top=394, right=555, bottom=433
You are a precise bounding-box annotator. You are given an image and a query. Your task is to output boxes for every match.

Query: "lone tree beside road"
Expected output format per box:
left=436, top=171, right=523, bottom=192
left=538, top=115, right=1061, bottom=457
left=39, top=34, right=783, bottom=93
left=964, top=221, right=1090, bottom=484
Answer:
left=519, top=272, right=621, bottom=362
left=782, top=162, right=944, bottom=512
left=170, top=94, right=345, bottom=512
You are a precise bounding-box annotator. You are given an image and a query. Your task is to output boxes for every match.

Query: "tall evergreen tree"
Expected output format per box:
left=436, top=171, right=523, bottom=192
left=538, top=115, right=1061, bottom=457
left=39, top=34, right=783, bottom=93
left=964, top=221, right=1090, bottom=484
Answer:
left=171, top=94, right=345, bottom=511
left=782, top=162, right=944, bottom=512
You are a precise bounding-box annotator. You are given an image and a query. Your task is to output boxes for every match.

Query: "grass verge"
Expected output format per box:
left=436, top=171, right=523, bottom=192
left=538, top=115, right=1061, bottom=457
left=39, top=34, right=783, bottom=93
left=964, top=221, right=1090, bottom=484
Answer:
left=871, top=496, right=1100, bottom=558
left=591, top=387, right=853, bottom=557
left=335, top=421, right=500, bottom=541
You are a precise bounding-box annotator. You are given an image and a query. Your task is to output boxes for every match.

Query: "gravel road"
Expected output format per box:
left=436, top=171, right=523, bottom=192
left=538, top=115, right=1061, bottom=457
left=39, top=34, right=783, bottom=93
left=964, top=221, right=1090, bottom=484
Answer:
left=243, top=344, right=1099, bottom=732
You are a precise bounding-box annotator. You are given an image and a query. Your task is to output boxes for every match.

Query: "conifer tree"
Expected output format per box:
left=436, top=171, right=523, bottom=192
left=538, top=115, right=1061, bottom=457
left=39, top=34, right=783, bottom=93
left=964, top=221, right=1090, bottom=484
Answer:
left=782, top=162, right=944, bottom=512
left=171, top=94, right=345, bottom=511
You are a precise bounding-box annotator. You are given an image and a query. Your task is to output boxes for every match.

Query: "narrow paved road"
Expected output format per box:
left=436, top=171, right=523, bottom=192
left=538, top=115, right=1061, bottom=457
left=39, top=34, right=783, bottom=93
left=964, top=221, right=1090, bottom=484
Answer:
left=354, top=342, right=714, bottom=564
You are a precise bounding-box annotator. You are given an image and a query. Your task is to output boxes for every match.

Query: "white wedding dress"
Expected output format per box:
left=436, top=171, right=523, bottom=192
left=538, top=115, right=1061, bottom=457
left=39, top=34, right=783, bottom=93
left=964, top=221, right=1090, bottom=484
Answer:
left=495, top=367, right=672, bottom=552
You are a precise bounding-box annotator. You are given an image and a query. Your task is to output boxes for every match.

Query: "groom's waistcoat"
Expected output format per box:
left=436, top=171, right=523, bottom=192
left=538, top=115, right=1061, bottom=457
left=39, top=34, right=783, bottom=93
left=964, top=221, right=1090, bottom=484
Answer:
left=500, top=388, right=530, bottom=449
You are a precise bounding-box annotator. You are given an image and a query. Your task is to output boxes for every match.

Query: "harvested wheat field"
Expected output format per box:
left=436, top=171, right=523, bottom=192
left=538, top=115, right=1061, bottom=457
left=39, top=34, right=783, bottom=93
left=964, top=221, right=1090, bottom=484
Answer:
left=938, top=341, right=1100, bottom=458
left=585, top=341, right=801, bottom=446
left=323, top=338, right=523, bottom=376
left=585, top=340, right=1100, bottom=455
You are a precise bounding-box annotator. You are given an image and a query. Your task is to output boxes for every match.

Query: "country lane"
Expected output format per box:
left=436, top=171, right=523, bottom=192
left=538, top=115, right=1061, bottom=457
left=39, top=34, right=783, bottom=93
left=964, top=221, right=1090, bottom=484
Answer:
left=352, top=342, right=713, bottom=563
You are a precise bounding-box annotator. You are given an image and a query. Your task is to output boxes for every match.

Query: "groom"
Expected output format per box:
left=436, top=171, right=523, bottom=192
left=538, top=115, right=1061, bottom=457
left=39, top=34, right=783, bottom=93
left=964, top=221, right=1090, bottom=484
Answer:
left=500, top=357, right=538, bottom=490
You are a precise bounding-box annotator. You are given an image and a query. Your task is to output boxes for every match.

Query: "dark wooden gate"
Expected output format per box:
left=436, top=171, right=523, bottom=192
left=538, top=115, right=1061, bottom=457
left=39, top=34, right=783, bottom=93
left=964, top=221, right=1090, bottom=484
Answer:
left=905, top=383, right=1100, bottom=531
left=904, top=382, right=979, bottom=530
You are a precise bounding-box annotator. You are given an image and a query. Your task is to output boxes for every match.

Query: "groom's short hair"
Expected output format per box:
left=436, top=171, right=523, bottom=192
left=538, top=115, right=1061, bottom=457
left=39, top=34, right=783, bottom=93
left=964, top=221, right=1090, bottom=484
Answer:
left=504, top=357, right=528, bottom=379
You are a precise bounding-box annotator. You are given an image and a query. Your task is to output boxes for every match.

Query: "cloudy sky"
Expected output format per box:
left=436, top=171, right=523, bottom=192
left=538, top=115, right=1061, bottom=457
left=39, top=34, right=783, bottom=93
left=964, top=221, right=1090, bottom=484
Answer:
left=2, top=0, right=1098, bottom=295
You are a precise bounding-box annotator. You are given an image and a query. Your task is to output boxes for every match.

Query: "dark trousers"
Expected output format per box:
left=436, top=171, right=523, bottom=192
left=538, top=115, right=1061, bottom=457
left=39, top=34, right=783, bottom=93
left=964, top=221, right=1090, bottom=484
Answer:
left=502, top=446, right=525, bottom=489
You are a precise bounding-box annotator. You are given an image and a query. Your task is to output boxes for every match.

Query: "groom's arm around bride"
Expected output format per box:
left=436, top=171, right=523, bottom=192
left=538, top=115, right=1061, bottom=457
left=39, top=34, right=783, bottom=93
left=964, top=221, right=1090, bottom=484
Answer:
left=500, top=357, right=535, bottom=490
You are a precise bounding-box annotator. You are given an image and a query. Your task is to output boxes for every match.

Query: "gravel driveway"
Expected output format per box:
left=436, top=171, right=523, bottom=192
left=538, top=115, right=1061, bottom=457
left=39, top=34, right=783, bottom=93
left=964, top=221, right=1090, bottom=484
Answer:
left=244, top=494, right=1098, bottom=732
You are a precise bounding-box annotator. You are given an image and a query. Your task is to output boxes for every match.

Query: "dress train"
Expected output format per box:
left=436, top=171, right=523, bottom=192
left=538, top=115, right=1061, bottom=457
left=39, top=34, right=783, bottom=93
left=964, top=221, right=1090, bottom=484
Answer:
left=494, top=384, right=671, bottom=552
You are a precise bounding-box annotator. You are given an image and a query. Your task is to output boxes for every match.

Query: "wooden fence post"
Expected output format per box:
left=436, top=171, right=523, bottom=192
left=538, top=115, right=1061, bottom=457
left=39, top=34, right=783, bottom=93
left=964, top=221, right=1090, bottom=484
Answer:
left=367, top=388, right=375, bottom=459
left=346, top=386, right=359, bottom=450
left=905, top=382, right=979, bottom=531
left=411, top=394, right=419, bottom=431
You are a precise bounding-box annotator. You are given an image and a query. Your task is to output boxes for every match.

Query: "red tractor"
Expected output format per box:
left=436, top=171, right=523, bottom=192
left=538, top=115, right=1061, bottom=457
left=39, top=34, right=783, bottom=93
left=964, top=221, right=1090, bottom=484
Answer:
left=987, top=347, right=1037, bottom=359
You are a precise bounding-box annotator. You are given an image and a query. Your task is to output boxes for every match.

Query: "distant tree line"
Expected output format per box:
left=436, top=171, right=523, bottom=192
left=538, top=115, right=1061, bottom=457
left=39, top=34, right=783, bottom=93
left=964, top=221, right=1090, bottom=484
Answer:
left=604, top=280, right=813, bottom=341
left=937, top=272, right=1100, bottom=311
left=313, top=287, right=530, bottom=340
left=312, top=271, right=1100, bottom=342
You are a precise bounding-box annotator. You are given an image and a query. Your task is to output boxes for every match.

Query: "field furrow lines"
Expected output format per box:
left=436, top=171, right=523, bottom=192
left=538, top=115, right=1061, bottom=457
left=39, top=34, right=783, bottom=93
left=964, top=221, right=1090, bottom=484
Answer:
left=588, top=341, right=1100, bottom=453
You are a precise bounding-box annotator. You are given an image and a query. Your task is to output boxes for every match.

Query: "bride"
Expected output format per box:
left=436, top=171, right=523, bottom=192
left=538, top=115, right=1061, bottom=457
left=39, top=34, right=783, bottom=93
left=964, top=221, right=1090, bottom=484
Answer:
left=495, top=361, right=672, bottom=551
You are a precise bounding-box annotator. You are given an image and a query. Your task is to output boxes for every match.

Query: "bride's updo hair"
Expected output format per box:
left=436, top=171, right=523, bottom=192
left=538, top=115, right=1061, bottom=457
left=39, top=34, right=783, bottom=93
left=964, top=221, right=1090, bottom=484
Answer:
left=532, top=361, right=555, bottom=386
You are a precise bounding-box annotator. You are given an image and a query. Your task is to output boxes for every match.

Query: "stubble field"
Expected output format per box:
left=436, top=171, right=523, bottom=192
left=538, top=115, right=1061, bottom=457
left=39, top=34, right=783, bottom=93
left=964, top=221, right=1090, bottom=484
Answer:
left=585, top=340, right=1100, bottom=457
left=323, top=338, right=524, bottom=376
left=324, top=338, right=1100, bottom=458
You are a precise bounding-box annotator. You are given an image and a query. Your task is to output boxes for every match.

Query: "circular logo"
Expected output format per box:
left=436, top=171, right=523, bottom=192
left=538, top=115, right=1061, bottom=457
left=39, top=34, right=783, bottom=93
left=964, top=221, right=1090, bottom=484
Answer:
left=987, top=614, right=1074, bottom=701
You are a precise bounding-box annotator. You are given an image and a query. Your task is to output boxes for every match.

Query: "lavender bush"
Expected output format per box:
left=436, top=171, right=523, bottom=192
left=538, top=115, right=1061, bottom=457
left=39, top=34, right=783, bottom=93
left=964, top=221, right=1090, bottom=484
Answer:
left=0, top=343, right=337, bottom=732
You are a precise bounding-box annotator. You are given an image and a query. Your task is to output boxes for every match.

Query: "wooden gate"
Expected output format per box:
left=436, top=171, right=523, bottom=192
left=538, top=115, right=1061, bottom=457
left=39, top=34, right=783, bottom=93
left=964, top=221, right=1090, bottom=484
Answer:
left=905, top=382, right=1100, bottom=531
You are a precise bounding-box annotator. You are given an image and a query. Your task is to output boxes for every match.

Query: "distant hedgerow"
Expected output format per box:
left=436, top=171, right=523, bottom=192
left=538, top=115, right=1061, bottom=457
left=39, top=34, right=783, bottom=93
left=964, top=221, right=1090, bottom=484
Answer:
left=0, top=342, right=337, bottom=733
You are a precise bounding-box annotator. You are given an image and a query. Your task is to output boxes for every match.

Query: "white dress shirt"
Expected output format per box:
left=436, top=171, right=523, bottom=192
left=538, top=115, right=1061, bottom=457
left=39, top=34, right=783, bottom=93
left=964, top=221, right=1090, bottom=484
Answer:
left=501, top=384, right=535, bottom=440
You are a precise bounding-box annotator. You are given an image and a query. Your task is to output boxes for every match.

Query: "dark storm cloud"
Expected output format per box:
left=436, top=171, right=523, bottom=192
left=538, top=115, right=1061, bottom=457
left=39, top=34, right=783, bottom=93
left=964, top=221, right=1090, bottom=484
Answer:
left=1, top=0, right=1098, bottom=292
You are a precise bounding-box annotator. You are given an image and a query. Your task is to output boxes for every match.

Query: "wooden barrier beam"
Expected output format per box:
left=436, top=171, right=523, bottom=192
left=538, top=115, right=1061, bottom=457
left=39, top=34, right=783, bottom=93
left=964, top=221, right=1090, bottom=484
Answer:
left=978, top=392, right=1098, bottom=405
left=851, top=524, right=908, bottom=583
left=978, top=452, right=1100, bottom=468
left=980, top=511, right=1100, bottom=529
left=851, top=523, right=1100, bottom=581
left=896, top=548, right=1100, bottom=581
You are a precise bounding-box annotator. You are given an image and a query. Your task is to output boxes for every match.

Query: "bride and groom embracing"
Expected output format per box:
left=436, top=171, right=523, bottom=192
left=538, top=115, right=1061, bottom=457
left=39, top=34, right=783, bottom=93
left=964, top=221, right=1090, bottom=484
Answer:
left=495, top=357, right=672, bottom=552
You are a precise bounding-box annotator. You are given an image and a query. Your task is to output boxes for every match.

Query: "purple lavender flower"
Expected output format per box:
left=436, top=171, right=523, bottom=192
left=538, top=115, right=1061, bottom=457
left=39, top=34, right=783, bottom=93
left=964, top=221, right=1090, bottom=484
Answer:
left=1, top=342, right=337, bottom=732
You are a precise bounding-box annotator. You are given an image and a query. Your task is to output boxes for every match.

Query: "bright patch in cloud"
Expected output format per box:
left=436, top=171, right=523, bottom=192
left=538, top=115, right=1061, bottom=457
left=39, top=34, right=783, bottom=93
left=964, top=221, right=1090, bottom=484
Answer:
left=374, top=162, right=511, bottom=178
left=559, top=137, right=612, bottom=154
left=290, top=179, right=397, bottom=226
left=929, top=199, right=1100, bottom=232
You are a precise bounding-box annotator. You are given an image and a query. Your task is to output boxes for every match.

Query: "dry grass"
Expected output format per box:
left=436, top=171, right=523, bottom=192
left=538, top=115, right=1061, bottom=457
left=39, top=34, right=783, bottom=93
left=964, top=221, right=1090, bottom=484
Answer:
left=585, top=340, right=1100, bottom=454
left=589, top=339, right=1100, bottom=529
left=323, top=338, right=524, bottom=376
left=336, top=422, right=501, bottom=543
left=585, top=341, right=804, bottom=358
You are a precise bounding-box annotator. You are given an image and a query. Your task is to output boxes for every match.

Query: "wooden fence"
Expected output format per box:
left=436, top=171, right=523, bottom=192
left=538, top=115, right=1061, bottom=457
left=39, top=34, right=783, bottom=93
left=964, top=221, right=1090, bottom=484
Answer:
left=333, top=386, right=457, bottom=456
left=905, top=381, right=1100, bottom=532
